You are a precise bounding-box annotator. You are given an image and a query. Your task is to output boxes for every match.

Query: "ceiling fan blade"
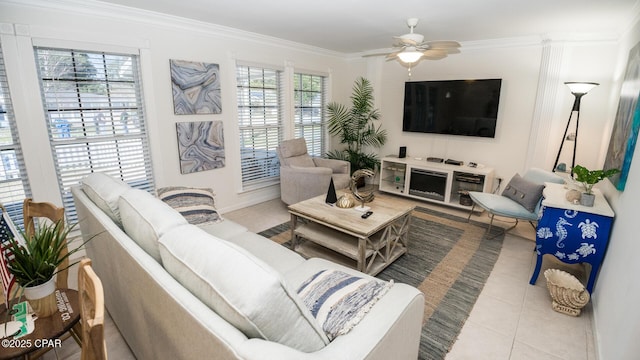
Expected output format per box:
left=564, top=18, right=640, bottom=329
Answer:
left=362, top=52, right=392, bottom=58
left=422, top=49, right=447, bottom=60
left=426, top=40, right=461, bottom=49
left=384, top=49, right=405, bottom=59
left=393, top=36, right=419, bottom=46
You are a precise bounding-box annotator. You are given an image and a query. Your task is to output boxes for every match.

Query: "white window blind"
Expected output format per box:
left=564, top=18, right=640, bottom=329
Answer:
left=294, top=73, right=327, bottom=157
left=0, top=42, right=32, bottom=229
left=35, top=47, right=154, bottom=223
left=236, top=65, right=283, bottom=188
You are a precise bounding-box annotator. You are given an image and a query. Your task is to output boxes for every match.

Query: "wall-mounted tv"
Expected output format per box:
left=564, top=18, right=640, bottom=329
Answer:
left=402, top=79, right=502, bottom=138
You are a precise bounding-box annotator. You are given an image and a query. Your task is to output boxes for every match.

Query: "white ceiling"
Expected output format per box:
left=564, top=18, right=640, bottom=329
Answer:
left=96, top=0, right=640, bottom=53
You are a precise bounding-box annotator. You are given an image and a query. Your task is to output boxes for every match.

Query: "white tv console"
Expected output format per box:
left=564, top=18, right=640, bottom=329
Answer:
left=379, top=156, right=495, bottom=210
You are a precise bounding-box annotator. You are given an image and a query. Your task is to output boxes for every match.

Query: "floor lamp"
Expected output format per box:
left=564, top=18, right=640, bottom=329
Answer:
left=552, top=81, right=599, bottom=174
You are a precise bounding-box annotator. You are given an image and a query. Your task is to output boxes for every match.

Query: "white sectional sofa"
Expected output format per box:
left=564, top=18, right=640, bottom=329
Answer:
left=71, top=173, right=424, bottom=360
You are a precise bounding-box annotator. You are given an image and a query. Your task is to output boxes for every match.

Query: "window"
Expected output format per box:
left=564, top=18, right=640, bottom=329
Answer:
left=236, top=65, right=283, bottom=188
left=35, top=47, right=154, bottom=223
left=294, top=73, right=327, bottom=157
left=0, top=42, right=32, bottom=229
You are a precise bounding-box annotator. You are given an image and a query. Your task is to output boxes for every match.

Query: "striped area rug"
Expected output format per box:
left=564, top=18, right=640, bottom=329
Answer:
left=259, top=206, right=504, bottom=360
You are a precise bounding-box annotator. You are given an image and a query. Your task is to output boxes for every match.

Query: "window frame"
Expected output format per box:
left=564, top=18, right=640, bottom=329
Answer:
left=0, top=41, right=32, bottom=229
left=34, top=46, right=154, bottom=223
left=235, top=64, right=284, bottom=190
left=293, top=72, right=327, bottom=157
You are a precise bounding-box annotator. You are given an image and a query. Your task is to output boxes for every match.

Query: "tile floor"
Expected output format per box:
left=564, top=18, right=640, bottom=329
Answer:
left=43, top=196, right=596, bottom=360
left=224, top=197, right=596, bottom=360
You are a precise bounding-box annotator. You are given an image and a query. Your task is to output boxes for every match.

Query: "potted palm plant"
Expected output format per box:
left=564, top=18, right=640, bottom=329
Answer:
left=326, top=77, right=387, bottom=175
left=571, top=165, right=620, bottom=206
left=5, top=220, right=82, bottom=317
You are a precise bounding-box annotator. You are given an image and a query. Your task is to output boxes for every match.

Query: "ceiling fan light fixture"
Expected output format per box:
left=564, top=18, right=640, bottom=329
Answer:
left=397, top=50, right=423, bottom=64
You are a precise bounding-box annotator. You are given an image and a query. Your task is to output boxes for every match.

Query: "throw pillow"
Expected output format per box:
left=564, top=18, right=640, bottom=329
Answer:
left=501, top=174, right=545, bottom=212
left=297, top=269, right=393, bottom=341
left=157, top=186, right=222, bottom=225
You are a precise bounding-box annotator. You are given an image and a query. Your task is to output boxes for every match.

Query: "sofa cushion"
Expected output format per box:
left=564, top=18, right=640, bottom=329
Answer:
left=501, top=173, right=545, bottom=212
left=82, top=172, right=130, bottom=226
left=119, top=188, right=188, bottom=262
left=158, top=224, right=329, bottom=351
left=297, top=269, right=393, bottom=341
left=198, top=219, right=248, bottom=239
left=157, top=186, right=222, bottom=225
left=225, top=231, right=305, bottom=274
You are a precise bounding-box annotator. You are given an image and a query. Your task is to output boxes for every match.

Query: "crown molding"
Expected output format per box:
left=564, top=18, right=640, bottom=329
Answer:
left=350, top=32, right=623, bottom=60
left=2, top=0, right=344, bottom=58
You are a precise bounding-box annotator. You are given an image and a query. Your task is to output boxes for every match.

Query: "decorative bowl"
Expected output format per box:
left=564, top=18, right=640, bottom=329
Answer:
left=336, top=194, right=356, bottom=208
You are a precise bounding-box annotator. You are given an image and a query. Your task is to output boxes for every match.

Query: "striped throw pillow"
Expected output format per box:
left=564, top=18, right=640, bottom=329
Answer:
left=297, top=269, right=393, bottom=341
left=157, top=186, right=222, bottom=225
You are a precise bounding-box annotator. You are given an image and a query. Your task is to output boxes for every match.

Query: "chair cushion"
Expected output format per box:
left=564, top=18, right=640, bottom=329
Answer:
left=158, top=224, right=329, bottom=351
left=501, top=173, right=545, bottom=212
left=279, top=138, right=308, bottom=158
left=81, top=172, right=130, bottom=226
left=119, top=188, right=188, bottom=262
left=286, top=155, right=316, bottom=168
left=469, top=191, right=539, bottom=220
left=157, top=186, right=222, bottom=225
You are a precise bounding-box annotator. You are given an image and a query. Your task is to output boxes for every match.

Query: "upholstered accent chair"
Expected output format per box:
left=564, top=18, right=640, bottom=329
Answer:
left=276, top=138, right=351, bottom=205
left=468, top=168, right=564, bottom=237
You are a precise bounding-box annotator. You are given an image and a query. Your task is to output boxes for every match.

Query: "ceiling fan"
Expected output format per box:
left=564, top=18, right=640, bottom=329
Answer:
left=379, top=18, right=461, bottom=65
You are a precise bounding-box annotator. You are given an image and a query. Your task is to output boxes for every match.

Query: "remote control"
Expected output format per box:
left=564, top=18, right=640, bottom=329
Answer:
left=361, top=211, right=373, bottom=219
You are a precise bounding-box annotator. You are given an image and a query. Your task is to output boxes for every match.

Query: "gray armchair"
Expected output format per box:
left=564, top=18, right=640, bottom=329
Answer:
left=276, top=138, right=351, bottom=205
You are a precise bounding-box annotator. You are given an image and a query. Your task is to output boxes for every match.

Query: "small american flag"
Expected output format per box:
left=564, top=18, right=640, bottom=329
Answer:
left=0, top=208, right=23, bottom=307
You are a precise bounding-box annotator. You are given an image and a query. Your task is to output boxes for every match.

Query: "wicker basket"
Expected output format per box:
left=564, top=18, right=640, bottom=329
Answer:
left=544, top=269, right=590, bottom=316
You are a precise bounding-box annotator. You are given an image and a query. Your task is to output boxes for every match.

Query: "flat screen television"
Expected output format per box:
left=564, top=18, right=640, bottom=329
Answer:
left=402, top=79, right=502, bottom=138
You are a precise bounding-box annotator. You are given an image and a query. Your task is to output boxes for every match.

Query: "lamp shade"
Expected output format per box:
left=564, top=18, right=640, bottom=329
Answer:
left=397, top=50, right=423, bottom=64
left=565, top=82, right=599, bottom=95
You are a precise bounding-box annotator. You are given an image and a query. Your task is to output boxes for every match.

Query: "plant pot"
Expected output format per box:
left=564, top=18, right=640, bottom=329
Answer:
left=544, top=269, right=590, bottom=316
left=580, top=193, right=595, bottom=207
left=23, top=277, right=57, bottom=318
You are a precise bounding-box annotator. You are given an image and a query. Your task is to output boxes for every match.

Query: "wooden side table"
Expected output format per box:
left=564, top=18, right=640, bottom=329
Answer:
left=529, top=183, right=615, bottom=294
left=0, top=289, right=81, bottom=359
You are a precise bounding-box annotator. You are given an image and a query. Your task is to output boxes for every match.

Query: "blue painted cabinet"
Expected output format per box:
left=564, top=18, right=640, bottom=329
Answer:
left=529, top=183, right=614, bottom=294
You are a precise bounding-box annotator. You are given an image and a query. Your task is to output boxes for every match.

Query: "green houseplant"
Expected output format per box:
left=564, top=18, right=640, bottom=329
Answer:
left=6, top=220, right=84, bottom=316
left=326, top=77, right=387, bottom=173
left=571, top=165, right=619, bottom=206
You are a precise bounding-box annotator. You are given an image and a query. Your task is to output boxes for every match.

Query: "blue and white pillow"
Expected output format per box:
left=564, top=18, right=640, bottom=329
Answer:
left=297, top=269, right=393, bottom=340
left=157, top=186, right=222, bottom=225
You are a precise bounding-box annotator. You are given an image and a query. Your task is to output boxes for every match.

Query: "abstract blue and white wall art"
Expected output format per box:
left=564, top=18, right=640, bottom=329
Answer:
left=176, top=121, right=225, bottom=174
left=603, top=41, right=640, bottom=191
left=170, top=60, right=221, bottom=115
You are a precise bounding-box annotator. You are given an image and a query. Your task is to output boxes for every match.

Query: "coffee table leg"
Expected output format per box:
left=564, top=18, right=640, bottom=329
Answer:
left=358, top=237, right=366, bottom=272
left=290, top=213, right=298, bottom=250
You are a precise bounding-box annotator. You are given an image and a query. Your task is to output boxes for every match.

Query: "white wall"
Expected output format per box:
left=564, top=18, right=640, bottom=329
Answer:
left=3, top=2, right=640, bottom=357
left=593, top=15, right=640, bottom=360
left=0, top=0, right=353, bottom=212
left=363, top=39, right=620, bottom=183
